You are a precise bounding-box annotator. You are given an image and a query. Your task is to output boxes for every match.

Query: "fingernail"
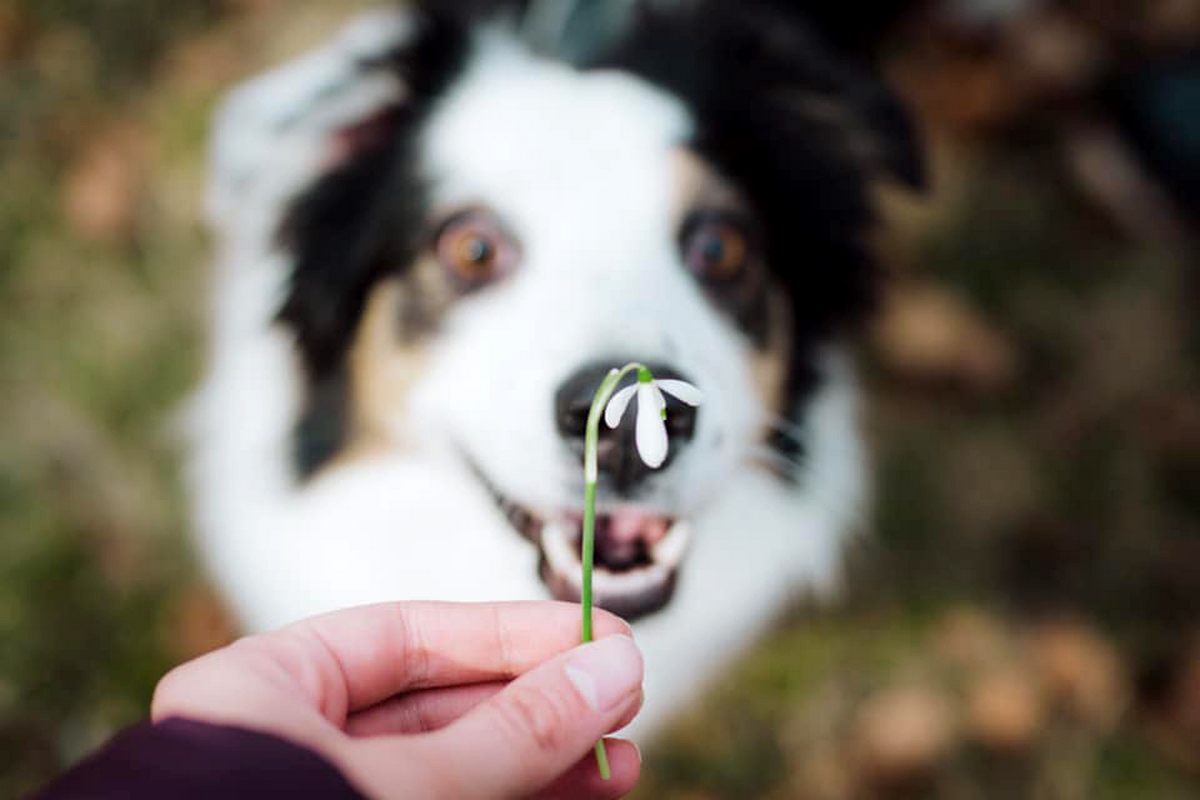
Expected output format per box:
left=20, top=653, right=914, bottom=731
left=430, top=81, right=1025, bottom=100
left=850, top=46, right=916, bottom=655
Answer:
left=564, top=635, right=643, bottom=712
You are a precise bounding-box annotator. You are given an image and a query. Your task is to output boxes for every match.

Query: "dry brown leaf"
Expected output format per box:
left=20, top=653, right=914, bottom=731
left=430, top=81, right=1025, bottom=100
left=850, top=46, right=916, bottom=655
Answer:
left=62, top=121, right=150, bottom=243
left=873, top=282, right=1018, bottom=392
left=169, top=583, right=240, bottom=661
left=854, top=685, right=956, bottom=787
left=934, top=608, right=1010, bottom=668
left=966, top=667, right=1046, bottom=751
left=1028, top=620, right=1126, bottom=732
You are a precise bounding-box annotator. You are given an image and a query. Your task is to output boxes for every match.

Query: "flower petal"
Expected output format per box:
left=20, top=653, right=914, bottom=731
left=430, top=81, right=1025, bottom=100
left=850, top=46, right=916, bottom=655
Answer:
left=604, top=385, right=637, bottom=428
left=635, top=383, right=669, bottom=468
left=649, top=382, right=666, bottom=410
left=656, top=379, right=703, bottom=406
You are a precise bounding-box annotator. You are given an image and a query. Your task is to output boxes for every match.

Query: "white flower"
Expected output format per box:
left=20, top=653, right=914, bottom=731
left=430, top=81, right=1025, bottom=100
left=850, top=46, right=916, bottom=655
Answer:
left=603, top=369, right=703, bottom=468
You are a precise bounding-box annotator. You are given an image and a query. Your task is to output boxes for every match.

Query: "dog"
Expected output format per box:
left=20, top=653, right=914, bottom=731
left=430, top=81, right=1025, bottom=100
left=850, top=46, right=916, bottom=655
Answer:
left=188, top=0, right=922, bottom=737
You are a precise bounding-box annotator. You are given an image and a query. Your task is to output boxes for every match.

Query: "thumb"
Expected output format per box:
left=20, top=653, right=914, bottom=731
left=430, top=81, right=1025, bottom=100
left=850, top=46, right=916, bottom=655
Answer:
left=344, top=634, right=643, bottom=799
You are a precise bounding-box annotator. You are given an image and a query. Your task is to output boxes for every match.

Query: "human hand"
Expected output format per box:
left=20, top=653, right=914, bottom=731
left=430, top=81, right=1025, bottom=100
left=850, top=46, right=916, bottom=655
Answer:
left=152, top=601, right=643, bottom=799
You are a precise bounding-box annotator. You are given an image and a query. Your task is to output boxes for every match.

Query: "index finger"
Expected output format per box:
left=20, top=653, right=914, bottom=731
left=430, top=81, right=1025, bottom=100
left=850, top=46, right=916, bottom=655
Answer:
left=266, top=601, right=631, bottom=719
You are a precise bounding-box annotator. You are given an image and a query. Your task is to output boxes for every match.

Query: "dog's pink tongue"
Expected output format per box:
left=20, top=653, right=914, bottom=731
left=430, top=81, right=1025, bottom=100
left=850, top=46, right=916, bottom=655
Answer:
left=594, top=511, right=671, bottom=570
left=608, top=511, right=671, bottom=545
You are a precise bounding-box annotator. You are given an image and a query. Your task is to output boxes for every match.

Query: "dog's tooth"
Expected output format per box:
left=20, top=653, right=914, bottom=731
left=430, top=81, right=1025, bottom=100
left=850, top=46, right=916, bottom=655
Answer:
left=650, top=521, right=690, bottom=567
left=542, top=521, right=579, bottom=577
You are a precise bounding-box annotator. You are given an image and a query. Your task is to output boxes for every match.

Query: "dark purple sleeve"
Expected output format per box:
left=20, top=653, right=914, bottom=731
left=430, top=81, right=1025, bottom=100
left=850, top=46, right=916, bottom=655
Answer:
left=34, top=717, right=367, bottom=800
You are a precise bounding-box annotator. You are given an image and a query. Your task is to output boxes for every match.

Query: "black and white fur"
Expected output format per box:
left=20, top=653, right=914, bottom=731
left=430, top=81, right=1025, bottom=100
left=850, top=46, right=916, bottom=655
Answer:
left=189, top=1, right=921, bottom=737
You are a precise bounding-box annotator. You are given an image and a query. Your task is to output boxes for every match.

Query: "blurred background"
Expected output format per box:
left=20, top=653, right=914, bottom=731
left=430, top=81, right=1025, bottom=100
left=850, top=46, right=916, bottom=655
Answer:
left=1, top=0, right=1197, bottom=797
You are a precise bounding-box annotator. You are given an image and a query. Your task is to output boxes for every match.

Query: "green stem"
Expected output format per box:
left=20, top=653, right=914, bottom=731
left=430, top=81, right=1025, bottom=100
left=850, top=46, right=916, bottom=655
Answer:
left=594, top=740, right=611, bottom=781
left=580, top=362, right=646, bottom=781
left=581, top=480, right=598, bottom=642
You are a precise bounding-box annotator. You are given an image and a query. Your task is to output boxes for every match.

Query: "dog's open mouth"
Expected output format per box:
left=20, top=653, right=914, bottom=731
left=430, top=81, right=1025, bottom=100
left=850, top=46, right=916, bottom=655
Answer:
left=494, top=492, right=690, bottom=620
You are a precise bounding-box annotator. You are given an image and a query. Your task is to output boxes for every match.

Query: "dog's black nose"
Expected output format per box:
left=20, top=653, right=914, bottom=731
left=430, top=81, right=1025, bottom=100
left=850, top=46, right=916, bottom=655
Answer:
left=555, top=362, right=698, bottom=493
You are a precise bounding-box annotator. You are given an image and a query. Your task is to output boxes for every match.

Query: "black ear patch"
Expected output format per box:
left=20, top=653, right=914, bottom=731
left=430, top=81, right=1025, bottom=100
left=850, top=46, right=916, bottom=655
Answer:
left=834, top=67, right=926, bottom=190
left=605, top=0, right=924, bottom=190
left=278, top=135, right=413, bottom=380
left=276, top=8, right=470, bottom=478
left=737, top=1, right=925, bottom=188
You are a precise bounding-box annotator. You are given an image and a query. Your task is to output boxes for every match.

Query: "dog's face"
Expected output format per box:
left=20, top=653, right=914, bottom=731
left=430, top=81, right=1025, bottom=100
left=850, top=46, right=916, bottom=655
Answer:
left=395, top=43, right=781, bottom=618
left=245, top=1, right=921, bottom=621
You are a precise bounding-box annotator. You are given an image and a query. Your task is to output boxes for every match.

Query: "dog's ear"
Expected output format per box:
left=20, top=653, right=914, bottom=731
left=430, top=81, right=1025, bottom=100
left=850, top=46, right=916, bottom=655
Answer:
left=806, top=58, right=926, bottom=191
left=610, top=0, right=925, bottom=191
left=724, top=0, right=926, bottom=191
left=205, top=8, right=442, bottom=238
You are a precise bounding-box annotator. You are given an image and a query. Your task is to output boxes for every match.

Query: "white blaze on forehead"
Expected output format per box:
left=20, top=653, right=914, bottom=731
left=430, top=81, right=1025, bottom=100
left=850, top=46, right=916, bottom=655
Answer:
left=420, top=31, right=694, bottom=261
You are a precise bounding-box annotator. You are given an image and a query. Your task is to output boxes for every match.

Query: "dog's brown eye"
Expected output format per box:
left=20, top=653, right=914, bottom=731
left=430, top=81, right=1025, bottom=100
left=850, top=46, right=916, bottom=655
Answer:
left=683, top=217, right=750, bottom=281
left=435, top=211, right=517, bottom=286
